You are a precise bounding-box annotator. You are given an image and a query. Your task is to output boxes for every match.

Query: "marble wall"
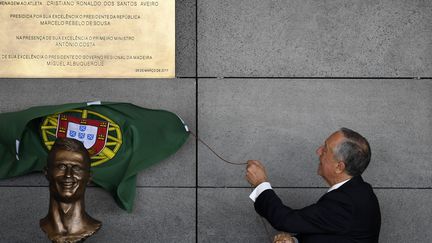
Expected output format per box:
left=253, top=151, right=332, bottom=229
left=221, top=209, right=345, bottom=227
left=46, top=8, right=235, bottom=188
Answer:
left=1, top=0, right=431, bottom=242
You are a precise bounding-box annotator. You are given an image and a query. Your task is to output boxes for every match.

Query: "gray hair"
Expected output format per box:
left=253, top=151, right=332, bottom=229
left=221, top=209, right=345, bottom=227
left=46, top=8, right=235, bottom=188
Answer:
left=333, top=128, right=371, bottom=176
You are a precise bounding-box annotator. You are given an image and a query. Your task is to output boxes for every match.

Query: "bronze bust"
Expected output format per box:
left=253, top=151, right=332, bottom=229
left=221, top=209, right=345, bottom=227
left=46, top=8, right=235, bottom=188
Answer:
left=40, top=137, right=101, bottom=243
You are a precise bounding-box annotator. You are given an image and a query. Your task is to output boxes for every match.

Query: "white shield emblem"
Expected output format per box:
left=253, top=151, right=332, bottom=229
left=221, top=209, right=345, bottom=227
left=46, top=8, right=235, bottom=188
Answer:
left=66, top=122, right=99, bottom=149
left=56, top=114, right=109, bottom=156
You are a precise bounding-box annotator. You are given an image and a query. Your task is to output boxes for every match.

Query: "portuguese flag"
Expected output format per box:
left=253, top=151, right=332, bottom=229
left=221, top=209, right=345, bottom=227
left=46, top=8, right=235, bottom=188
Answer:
left=0, top=102, right=190, bottom=212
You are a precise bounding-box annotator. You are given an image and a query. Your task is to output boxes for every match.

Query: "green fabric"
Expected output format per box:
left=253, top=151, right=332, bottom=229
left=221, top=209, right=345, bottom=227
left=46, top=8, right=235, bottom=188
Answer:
left=0, top=102, right=189, bottom=212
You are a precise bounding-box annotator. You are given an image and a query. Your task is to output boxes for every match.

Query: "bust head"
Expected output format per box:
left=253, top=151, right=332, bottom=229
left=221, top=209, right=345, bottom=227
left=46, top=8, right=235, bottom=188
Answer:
left=41, top=137, right=101, bottom=243
left=46, top=137, right=91, bottom=203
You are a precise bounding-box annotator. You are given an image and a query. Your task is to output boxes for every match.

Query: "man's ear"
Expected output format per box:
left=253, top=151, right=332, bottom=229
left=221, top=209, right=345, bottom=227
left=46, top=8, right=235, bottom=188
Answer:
left=336, top=161, right=346, bottom=174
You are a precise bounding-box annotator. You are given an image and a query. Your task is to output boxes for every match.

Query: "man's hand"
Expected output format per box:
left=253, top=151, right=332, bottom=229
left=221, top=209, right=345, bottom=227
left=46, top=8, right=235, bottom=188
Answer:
left=246, top=160, right=268, bottom=187
left=273, top=232, right=294, bottom=243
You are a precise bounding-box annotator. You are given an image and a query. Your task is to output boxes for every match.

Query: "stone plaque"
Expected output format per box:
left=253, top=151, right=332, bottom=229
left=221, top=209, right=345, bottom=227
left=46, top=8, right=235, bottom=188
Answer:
left=0, top=0, right=175, bottom=78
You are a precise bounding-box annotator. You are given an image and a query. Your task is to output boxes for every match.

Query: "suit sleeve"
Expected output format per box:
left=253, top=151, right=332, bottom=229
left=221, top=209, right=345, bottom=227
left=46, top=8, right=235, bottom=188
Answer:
left=254, top=189, right=353, bottom=234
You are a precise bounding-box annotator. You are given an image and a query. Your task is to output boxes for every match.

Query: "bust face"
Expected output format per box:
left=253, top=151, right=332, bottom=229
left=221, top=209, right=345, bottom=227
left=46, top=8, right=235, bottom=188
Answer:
left=47, top=150, right=90, bottom=202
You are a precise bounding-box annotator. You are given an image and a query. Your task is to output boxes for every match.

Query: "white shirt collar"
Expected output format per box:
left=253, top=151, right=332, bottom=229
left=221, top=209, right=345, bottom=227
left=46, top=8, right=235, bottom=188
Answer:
left=327, top=178, right=351, bottom=192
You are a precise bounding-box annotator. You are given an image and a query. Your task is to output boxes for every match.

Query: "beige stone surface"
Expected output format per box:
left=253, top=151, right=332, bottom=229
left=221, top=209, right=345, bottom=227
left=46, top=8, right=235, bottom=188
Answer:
left=0, top=0, right=175, bottom=78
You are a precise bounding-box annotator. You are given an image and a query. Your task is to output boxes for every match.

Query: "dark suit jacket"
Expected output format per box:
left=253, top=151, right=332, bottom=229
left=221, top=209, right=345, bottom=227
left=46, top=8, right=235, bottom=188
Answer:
left=254, top=176, right=381, bottom=243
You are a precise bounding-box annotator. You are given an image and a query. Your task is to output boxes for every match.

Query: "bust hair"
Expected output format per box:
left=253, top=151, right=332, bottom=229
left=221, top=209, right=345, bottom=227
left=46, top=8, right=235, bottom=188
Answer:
left=47, top=137, right=91, bottom=168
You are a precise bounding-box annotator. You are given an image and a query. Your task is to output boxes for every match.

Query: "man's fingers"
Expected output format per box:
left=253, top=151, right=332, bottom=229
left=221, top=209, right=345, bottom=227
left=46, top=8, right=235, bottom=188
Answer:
left=246, top=165, right=256, bottom=173
left=247, top=159, right=261, bottom=166
left=246, top=159, right=268, bottom=187
left=245, top=169, right=255, bottom=180
left=248, top=160, right=266, bottom=170
left=247, top=160, right=263, bottom=170
left=273, top=233, right=293, bottom=243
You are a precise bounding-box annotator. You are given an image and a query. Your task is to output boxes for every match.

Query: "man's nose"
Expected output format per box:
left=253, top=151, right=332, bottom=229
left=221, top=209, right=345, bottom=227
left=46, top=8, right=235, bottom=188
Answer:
left=316, top=146, right=323, bottom=155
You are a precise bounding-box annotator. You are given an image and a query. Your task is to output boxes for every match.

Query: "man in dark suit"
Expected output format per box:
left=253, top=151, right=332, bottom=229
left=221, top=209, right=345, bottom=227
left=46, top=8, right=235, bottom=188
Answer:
left=246, top=128, right=381, bottom=243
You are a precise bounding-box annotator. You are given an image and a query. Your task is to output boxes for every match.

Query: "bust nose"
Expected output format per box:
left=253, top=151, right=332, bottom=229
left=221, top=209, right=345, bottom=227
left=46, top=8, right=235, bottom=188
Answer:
left=64, top=166, right=72, bottom=178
